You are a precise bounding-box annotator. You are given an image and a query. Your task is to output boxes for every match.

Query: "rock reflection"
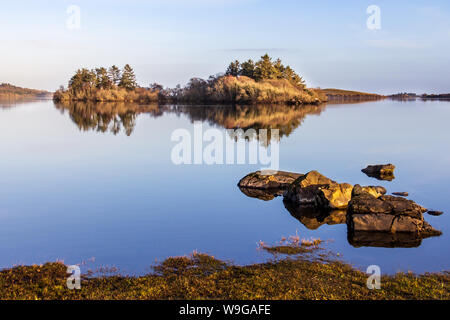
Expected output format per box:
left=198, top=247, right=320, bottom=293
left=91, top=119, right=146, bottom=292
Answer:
left=362, top=172, right=396, bottom=181
left=238, top=187, right=285, bottom=201
left=348, top=231, right=424, bottom=248
left=283, top=201, right=346, bottom=230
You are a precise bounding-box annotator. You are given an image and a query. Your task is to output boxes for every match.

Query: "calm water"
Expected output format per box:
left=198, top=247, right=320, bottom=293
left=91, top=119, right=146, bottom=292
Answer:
left=0, top=99, right=449, bottom=274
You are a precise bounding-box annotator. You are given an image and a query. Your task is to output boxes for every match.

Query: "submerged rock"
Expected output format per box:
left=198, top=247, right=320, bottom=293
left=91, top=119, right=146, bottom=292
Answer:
left=238, top=170, right=302, bottom=190
left=284, top=171, right=353, bottom=209
left=348, top=185, right=441, bottom=237
left=362, top=164, right=395, bottom=181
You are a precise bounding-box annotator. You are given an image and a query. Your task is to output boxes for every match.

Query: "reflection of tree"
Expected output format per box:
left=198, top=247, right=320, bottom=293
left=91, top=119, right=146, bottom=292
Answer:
left=54, top=101, right=162, bottom=136
left=166, top=104, right=326, bottom=142
left=0, top=98, right=46, bottom=109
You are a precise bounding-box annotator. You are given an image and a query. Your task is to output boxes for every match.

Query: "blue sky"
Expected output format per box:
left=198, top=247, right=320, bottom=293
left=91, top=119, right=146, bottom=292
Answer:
left=1, top=0, right=449, bottom=94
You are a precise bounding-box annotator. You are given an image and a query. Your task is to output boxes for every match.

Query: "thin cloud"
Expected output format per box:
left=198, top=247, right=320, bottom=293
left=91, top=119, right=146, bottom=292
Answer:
left=220, top=48, right=294, bottom=53
left=364, top=39, right=423, bottom=49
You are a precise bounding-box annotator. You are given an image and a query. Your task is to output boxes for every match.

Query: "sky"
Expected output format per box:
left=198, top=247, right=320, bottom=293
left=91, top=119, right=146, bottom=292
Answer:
left=1, top=0, right=449, bottom=94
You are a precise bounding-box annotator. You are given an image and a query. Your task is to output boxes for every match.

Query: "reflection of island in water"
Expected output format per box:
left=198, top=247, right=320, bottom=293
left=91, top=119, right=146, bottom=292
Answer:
left=54, top=101, right=326, bottom=139
left=1, top=98, right=49, bottom=109
left=54, top=102, right=163, bottom=136
left=167, top=104, right=326, bottom=141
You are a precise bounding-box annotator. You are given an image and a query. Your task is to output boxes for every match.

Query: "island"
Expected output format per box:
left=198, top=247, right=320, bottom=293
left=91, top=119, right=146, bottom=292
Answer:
left=53, top=55, right=327, bottom=105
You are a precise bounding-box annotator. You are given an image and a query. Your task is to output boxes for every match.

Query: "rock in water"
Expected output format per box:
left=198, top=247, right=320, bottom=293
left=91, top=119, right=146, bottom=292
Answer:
left=284, top=171, right=354, bottom=209
left=362, top=164, right=395, bottom=181
left=348, top=185, right=441, bottom=237
left=238, top=171, right=302, bottom=190
left=361, top=186, right=387, bottom=198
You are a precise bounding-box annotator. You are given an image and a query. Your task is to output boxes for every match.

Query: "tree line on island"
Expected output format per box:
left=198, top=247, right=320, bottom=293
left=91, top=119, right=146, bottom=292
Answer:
left=54, top=55, right=327, bottom=105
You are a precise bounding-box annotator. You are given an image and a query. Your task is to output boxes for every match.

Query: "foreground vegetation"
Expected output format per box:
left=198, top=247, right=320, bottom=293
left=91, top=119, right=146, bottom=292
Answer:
left=53, top=56, right=327, bottom=105
left=0, top=83, right=50, bottom=99
left=1, top=247, right=448, bottom=300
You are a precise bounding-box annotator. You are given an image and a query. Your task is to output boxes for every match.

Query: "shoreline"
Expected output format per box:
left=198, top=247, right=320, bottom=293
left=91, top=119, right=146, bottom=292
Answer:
left=1, top=251, right=448, bottom=300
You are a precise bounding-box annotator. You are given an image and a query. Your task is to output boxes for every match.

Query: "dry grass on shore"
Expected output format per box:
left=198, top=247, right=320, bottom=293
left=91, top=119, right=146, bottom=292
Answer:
left=1, top=246, right=448, bottom=300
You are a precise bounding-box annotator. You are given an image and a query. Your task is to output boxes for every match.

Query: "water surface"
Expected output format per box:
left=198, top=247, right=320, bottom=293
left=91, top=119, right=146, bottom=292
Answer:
left=0, top=99, right=449, bottom=274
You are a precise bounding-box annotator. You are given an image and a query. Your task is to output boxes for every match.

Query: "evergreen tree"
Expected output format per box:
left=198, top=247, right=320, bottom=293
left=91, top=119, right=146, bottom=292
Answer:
left=254, top=54, right=277, bottom=80
left=68, top=68, right=96, bottom=93
left=95, top=67, right=113, bottom=89
left=108, top=65, right=122, bottom=86
left=273, top=58, right=285, bottom=79
left=240, top=59, right=255, bottom=78
left=119, top=64, right=137, bottom=90
left=225, top=60, right=241, bottom=76
left=283, top=66, right=305, bottom=89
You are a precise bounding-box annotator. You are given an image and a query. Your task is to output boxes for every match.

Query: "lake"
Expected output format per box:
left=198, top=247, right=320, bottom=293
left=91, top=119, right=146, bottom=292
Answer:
left=0, top=99, right=449, bottom=275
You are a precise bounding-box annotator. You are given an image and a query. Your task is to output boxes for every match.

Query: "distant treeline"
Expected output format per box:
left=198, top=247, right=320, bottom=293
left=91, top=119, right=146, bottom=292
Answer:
left=390, top=92, right=450, bottom=100
left=322, top=88, right=385, bottom=101
left=0, top=83, right=50, bottom=99
left=420, top=93, right=450, bottom=99
left=53, top=55, right=327, bottom=105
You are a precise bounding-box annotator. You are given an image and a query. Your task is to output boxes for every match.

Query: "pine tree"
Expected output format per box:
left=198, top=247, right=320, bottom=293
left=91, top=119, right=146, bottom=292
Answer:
left=108, top=65, right=122, bottom=87
left=225, top=60, right=241, bottom=76
left=95, top=67, right=113, bottom=89
left=273, top=58, right=285, bottom=79
left=283, top=66, right=305, bottom=89
left=254, top=54, right=277, bottom=80
left=119, top=64, right=137, bottom=90
left=240, top=59, right=255, bottom=78
left=69, top=68, right=96, bottom=94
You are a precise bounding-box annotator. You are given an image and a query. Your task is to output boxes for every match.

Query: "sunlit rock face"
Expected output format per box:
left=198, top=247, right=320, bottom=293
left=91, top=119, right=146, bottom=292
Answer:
left=238, top=171, right=302, bottom=190
left=283, top=171, right=354, bottom=210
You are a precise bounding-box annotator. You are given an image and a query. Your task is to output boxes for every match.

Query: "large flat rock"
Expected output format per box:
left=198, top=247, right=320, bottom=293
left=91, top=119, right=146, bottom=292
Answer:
left=238, top=170, right=302, bottom=190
